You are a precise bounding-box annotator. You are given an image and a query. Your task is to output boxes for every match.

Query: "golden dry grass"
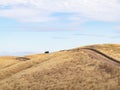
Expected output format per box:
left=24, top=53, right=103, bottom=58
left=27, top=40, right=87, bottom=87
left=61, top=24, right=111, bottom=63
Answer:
left=0, top=44, right=120, bottom=90
left=0, top=56, right=19, bottom=69
left=86, top=44, right=120, bottom=61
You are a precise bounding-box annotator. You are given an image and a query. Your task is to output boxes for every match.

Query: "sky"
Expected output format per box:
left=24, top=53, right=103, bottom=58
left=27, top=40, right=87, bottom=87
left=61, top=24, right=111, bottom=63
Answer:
left=0, top=0, right=120, bottom=56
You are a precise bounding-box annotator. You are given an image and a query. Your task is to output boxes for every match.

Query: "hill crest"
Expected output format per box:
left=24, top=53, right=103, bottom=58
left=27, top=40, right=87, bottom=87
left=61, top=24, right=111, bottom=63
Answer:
left=0, top=44, right=120, bottom=90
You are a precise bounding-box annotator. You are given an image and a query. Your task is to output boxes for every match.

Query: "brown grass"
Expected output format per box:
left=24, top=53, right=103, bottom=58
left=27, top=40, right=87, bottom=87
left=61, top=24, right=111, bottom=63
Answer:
left=86, top=44, right=120, bottom=61
left=0, top=56, right=19, bottom=69
left=0, top=44, right=120, bottom=90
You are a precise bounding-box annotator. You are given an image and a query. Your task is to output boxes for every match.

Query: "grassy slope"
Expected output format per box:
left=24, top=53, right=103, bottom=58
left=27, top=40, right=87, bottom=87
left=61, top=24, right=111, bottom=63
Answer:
left=0, top=56, right=19, bottom=69
left=86, top=44, right=120, bottom=61
left=0, top=44, right=120, bottom=90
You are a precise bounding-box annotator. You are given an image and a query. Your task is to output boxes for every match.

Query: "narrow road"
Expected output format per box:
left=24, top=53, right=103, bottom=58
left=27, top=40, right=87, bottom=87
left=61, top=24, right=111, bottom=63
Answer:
left=82, top=48, right=120, bottom=66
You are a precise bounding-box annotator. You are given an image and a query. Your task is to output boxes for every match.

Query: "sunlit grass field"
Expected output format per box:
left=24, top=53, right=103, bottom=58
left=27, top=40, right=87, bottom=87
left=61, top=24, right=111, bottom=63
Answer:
left=0, top=44, right=120, bottom=90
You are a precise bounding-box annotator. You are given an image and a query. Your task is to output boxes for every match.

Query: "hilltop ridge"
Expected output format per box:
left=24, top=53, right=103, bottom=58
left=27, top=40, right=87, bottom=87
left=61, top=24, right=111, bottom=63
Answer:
left=0, top=44, right=120, bottom=90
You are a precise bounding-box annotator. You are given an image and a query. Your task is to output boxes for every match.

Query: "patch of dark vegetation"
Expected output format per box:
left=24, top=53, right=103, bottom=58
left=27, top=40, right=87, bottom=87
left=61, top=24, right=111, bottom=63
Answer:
left=44, top=51, right=49, bottom=54
left=16, top=57, right=30, bottom=61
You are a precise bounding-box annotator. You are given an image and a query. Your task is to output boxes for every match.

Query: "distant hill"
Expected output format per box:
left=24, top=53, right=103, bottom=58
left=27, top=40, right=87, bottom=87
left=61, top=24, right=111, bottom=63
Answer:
left=0, top=44, right=120, bottom=90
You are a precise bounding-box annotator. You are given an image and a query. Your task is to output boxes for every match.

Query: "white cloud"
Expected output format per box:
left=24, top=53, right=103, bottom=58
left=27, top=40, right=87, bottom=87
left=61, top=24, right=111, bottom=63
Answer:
left=0, top=7, right=57, bottom=22
left=115, top=26, right=120, bottom=31
left=0, top=0, right=120, bottom=22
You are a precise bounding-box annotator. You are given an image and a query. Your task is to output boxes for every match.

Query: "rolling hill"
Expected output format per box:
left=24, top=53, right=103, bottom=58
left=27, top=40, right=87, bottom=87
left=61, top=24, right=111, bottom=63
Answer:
left=0, top=44, right=120, bottom=90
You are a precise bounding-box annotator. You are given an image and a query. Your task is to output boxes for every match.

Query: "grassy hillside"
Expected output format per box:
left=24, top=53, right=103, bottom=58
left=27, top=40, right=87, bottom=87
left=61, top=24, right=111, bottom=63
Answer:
left=0, top=44, right=120, bottom=90
left=0, top=56, right=19, bottom=69
left=86, top=44, right=120, bottom=61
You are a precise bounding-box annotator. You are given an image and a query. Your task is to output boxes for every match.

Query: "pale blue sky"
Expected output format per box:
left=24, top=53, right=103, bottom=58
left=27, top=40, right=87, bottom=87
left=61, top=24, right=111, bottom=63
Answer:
left=0, top=0, right=120, bottom=56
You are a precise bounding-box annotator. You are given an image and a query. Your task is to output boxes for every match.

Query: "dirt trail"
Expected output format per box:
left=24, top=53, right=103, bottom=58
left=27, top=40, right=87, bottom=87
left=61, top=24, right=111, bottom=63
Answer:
left=82, top=48, right=120, bottom=66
